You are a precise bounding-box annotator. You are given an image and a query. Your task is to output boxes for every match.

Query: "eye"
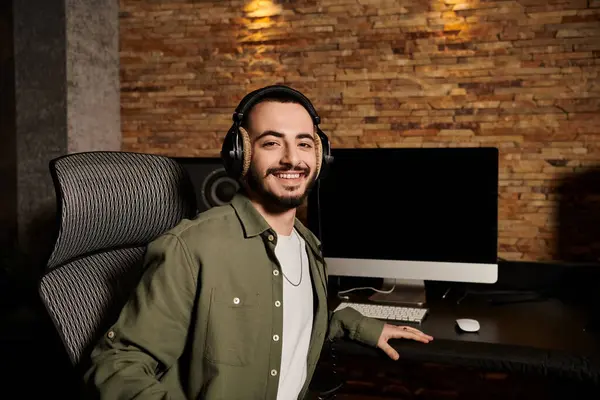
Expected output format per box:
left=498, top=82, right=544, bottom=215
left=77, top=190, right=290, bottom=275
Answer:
left=299, top=141, right=313, bottom=149
left=262, top=141, right=279, bottom=148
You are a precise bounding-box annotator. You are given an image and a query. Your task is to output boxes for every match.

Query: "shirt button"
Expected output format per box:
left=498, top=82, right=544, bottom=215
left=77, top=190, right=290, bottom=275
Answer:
left=275, top=300, right=281, bottom=307
left=271, top=369, right=278, bottom=376
left=273, top=334, right=280, bottom=342
left=273, top=270, right=279, bottom=276
left=268, top=234, right=275, bottom=242
left=233, top=297, right=240, bottom=305
left=107, top=330, right=115, bottom=339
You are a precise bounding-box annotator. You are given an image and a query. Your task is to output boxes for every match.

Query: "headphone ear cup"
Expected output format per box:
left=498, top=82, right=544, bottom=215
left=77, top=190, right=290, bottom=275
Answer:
left=221, top=125, right=243, bottom=179
left=238, top=127, right=252, bottom=179
left=313, top=131, right=323, bottom=179
left=315, top=127, right=332, bottom=180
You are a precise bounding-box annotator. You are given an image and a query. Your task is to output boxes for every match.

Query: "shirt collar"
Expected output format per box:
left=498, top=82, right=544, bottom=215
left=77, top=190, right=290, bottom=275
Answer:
left=294, top=219, right=322, bottom=257
left=230, top=192, right=322, bottom=256
left=230, top=192, right=271, bottom=237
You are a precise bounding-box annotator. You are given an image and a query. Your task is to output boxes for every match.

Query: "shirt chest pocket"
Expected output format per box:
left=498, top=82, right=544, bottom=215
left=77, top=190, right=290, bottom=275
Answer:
left=204, top=288, right=261, bottom=366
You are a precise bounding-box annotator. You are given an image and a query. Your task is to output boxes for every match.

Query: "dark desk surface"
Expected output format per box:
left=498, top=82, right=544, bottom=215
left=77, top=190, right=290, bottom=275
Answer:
left=330, top=289, right=600, bottom=384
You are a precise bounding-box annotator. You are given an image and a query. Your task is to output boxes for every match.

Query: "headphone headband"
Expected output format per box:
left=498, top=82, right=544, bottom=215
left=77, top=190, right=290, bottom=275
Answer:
left=232, top=85, right=321, bottom=126
left=221, top=84, right=332, bottom=181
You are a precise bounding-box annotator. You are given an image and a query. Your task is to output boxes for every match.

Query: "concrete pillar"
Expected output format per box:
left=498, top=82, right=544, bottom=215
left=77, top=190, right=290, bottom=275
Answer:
left=3, top=0, right=120, bottom=275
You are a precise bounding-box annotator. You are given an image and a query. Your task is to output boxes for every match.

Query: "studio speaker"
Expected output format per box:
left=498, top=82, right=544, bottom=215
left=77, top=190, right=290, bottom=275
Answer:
left=174, top=157, right=240, bottom=214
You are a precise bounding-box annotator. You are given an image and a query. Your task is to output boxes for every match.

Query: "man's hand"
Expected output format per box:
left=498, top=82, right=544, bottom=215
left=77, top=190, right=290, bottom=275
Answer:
left=377, top=324, right=433, bottom=360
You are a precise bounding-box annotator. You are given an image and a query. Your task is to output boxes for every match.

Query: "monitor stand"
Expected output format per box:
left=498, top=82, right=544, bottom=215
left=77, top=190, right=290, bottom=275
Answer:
left=368, top=278, right=427, bottom=307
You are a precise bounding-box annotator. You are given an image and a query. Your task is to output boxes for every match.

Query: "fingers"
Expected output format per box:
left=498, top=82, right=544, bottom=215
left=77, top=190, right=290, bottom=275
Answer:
left=389, top=327, right=433, bottom=343
left=401, top=326, right=434, bottom=341
left=379, top=341, right=400, bottom=361
left=405, top=331, right=431, bottom=343
left=401, top=326, right=425, bottom=334
left=378, top=325, right=433, bottom=361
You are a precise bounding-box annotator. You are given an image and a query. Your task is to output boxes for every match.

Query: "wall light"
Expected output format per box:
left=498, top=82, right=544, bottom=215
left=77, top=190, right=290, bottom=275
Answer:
left=244, top=0, right=282, bottom=18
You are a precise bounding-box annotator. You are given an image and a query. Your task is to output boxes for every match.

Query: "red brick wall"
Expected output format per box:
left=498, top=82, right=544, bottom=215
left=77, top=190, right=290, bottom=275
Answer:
left=120, top=0, right=600, bottom=262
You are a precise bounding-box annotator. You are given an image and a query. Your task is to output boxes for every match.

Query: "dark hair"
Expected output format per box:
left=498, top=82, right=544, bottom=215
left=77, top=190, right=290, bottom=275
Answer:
left=240, top=91, right=305, bottom=130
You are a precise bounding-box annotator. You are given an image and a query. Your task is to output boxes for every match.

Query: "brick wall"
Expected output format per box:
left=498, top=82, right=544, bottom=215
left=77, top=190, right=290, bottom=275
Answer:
left=119, top=0, right=600, bottom=262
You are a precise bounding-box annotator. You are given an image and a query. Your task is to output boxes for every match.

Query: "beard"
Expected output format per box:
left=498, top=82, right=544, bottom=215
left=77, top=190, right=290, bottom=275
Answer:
left=245, top=164, right=317, bottom=212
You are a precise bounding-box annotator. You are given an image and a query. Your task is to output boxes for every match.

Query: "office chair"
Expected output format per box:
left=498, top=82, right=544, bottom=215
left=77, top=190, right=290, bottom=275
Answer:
left=39, top=151, right=197, bottom=367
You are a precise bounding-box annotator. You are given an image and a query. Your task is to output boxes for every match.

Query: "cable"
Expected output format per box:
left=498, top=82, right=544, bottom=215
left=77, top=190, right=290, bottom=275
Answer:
left=316, top=180, right=323, bottom=243
left=338, top=283, right=396, bottom=295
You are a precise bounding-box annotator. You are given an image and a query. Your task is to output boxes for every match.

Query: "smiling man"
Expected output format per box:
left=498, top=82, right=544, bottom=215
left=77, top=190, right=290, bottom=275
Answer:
left=245, top=100, right=315, bottom=208
left=83, top=85, right=432, bottom=400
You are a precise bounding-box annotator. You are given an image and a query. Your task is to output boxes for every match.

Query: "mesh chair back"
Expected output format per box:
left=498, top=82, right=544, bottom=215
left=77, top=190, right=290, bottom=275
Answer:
left=39, top=151, right=197, bottom=365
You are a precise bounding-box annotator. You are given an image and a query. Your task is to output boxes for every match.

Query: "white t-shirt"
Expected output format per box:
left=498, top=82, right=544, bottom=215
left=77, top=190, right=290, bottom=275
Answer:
left=274, top=229, right=314, bottom=400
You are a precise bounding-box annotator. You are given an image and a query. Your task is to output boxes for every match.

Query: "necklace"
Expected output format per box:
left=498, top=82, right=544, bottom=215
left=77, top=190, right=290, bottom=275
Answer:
left=281, top=229, right=303, bottom=287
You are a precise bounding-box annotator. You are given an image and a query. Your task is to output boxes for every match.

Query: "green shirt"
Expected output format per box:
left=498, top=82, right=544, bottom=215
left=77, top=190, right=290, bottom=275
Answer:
left=84, top=193, right=384, bottom=399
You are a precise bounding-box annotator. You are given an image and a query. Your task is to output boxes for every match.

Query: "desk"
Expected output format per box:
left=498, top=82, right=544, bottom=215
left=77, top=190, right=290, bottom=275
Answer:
left=327, top=288, right=600, bottom=386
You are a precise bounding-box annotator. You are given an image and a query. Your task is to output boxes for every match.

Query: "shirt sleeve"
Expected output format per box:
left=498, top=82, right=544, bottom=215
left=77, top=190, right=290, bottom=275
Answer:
left=327, top=307, right=385, bottom=347
left=322, top=260, right=385, bottom=347
left=83, top=233, right=198, bottom=400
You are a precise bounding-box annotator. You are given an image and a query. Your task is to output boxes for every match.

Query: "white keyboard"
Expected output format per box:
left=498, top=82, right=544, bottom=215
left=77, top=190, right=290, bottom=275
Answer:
left=334, top=302, right=428, bottom=323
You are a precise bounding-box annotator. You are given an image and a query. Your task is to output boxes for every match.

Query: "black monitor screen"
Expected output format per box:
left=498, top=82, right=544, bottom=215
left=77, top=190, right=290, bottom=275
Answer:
left=307, top=147, right=498, bottom=264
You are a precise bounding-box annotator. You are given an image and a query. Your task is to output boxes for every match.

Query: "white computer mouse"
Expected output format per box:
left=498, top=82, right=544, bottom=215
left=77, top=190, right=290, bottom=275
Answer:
left=456, top=318, right=480, bottom=332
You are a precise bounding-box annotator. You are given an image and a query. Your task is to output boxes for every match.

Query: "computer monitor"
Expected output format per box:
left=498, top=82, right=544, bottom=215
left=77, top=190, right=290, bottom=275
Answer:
left=307, top=147, right=499, bottom=307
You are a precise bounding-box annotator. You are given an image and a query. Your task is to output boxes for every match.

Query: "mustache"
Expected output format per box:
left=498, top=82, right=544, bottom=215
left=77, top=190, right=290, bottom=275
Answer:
left=266, top=166, right=310, bottom=177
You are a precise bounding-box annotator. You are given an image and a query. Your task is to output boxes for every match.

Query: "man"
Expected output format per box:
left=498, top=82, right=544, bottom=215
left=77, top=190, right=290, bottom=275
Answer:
left=84, top=85, right=433, bottom=399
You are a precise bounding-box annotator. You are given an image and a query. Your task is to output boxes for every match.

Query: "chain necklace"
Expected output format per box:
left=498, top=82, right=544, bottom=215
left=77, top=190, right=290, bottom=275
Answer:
left=281, top=229, right=303, bottom=287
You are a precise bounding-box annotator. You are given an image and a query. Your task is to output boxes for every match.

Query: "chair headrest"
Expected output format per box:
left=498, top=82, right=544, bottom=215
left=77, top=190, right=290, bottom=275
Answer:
left=46, top=151, right=197, bottom=269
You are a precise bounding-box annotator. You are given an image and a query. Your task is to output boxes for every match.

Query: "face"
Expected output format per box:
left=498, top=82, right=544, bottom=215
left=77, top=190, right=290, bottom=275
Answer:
left=244, top=101, right=318, bottom=211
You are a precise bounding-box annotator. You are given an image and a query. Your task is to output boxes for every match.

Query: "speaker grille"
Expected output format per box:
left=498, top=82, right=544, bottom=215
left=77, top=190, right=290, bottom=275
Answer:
left=175, top=157, right=239, bottom=213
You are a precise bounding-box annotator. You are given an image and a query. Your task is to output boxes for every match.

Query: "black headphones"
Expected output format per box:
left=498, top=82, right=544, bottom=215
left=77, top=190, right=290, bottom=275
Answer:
left=220, top=85, right=333, bottom=181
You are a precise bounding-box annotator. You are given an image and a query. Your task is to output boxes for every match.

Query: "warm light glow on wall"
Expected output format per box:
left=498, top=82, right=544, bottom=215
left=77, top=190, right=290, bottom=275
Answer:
left=435, top=0, right=481, bottom=39
left=244, top=0, right=282, bottom=19
left=440, top=0, right=477, bottom=8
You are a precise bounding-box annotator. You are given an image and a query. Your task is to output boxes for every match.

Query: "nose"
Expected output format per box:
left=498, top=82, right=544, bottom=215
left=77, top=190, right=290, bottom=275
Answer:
left=281, top=143, right=300, bottom=167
